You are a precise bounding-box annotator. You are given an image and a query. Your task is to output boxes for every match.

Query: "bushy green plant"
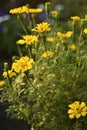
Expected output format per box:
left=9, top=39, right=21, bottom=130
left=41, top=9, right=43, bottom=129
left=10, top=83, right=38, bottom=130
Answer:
left=1, top=3, right=87, bottom=130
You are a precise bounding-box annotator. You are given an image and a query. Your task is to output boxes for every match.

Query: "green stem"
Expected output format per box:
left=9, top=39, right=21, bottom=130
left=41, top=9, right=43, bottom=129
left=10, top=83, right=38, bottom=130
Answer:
left=72, top=21, right=75, bottom=42
left=46, top=11, right=49, bottom=22
left=17, top=15, right=28, bottom=34
left=25, top=72, right=38, bottom=92
left=27, top=14, right=32, bottom=32
left=43, top=36, right=47, bottom=52
left=27, top=45, right=32, bottom=57
left=16, top=44, right=22, bottom=57
left=3, top=63, right=12, bottom=88
left=75, top=119, right=79, bottom=130
left=35, top=42, right=38, bottom=61
left=6, top=73, right=12, bottom=88
left=31, top=14, right=36, bottom=28
left=79, top=21, right=83, bottom=45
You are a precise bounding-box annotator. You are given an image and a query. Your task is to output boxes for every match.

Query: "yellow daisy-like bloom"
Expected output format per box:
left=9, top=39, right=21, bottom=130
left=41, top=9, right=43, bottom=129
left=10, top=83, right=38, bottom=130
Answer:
left=57, top=31, right=73, bottom=40
left=32, top=22, right=51, bottom=36
left=0, top=80, right=5, bottom=87
left=17, top=39, right=25, bottom=45
left=12, top=56, right=34, bottom=73
left=71, top=16, right=81, bottom=21
left=9, top=6, right=29, bottom=14
left=46, top=37, right=55, bottom=43
left=42, top=51, right=54, bottom=58
left=68, top=101, right=87, bottom=119
left=51, top=10, right=59, bottom=18
left=23, top=35, right=38, bottom=45
left=28, top=8, right=43, bottom=14
left=68, top=44, right=77, bottom=51
left=3, top=70, right=16, bottom=78
left=83, top=28, right=87, bottom=34
left=9, top=7, right=22, bottom=14
left=21, top=6, right=30, bottom=14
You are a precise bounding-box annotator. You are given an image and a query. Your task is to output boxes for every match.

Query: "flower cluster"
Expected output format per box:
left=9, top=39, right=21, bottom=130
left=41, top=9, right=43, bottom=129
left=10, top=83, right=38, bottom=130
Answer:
left=1, top=2, right=87, bottom=130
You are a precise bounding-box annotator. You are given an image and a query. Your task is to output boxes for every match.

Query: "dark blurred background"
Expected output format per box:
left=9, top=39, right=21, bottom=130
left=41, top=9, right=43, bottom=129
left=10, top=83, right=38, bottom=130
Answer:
left=0, top=0, right=87, bottom=130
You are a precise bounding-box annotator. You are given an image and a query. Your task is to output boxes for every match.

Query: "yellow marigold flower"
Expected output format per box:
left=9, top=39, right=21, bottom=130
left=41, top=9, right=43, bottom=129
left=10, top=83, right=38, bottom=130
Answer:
left=42, top=51, right=54, bottom=58
left=28, top=8, right=43, bottom=14
left=71, top=16, right=81, bottom=21
left=9, top=5, right=30, bottom=14
left=21, top=6, right=29, bottom=14
left=17, top=39, right=25, bottom=45
left=68, top=101, right=87, bottom=119
left=57, top=31, right=73, bottom=40
left=83, top=28, right=87, bottom=34
left=3, top=70, right=16, bottom=78
left=0, top=80, right=5, bottom=87
left=68, top=44, right=77, bottom=51
left=46, top=37, right=55, bottom=43
left=32, top=22, right=51, bottom=36
left=12, top=56, right=34, bottom=73
left=23, top=35, right=38, bottom=45
left=51, top=10, right=59, bottom=18
left=9, top=7, right=22, bottom=14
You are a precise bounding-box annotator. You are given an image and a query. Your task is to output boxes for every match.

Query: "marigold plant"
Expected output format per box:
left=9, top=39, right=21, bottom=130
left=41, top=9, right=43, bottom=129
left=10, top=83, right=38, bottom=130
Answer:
left=1, top=2, right=87, bottom=130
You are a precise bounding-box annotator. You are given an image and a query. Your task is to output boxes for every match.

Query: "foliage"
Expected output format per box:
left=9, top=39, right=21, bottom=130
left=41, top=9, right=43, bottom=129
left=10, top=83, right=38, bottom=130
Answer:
left=1, top=2, right=87, bottom=130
